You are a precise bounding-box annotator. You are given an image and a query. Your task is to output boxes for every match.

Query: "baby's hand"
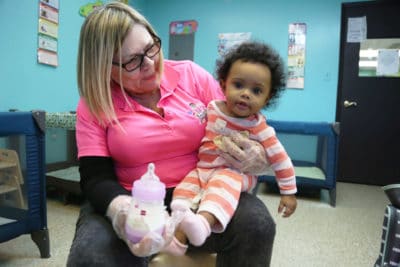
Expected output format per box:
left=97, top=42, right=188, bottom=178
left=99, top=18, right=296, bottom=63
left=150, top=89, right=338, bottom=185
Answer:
left=278, top=195, right=297, bottom=218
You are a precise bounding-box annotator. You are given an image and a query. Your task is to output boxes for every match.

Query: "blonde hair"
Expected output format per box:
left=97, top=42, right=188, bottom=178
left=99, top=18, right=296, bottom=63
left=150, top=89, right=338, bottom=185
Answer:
left=77, top=1, right=164, bottom=126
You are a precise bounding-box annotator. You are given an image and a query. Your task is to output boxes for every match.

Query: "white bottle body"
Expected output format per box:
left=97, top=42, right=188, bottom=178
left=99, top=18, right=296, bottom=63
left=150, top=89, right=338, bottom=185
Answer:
left=125, top=198, right=166, bottom=243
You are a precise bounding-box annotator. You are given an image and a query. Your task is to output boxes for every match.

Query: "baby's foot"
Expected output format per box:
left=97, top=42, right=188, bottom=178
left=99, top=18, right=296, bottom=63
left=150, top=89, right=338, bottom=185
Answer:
left=179, top=211, right=211, bottom=246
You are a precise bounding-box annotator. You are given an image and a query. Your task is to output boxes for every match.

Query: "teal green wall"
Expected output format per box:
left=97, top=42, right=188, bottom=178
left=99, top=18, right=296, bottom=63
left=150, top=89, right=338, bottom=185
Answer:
left=0, top=1, right=86, bottom=112
left=0, top=0, right=367, bottom=121
left=0, top=0, right=368, bottom=163
left=141, top=0, right=366, bottom=122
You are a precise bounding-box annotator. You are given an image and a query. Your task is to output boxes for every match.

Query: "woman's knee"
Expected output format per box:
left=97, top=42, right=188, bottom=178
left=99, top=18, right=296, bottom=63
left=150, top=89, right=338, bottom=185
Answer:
left=211, top=193, right=276, bottom=266
left=234, top=193, right=276, bottom=241
left=67, top=205, right=114, bottom=265
left=67, top=203, right=148, bottom=267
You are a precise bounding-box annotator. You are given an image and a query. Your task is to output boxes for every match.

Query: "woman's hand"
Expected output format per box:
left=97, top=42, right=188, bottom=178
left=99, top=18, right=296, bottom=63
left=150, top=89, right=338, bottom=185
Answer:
left=106, top=195, right=131, bottom=241
left=219, top=131, right=270, bottom=175
left=106, top=195, right=179, bottom=257
left=126, top=229, right=168, bottom=257
left=126, top=211, right=179, bottom=257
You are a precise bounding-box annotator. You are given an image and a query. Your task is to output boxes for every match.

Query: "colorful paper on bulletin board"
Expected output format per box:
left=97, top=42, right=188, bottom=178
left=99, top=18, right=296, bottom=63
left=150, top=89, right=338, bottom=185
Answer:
left=38, top=48, right=58, bottom=67
left=38, top=18, right=58, bottom=39
left=40, top=0, right=59, bottom=10
left=38, top=34, right=58, bottom=52
left=287, top=23, right=306, bottom=89
left=39, top=3, right=59, bottom=24
left=218, top=32, right=251, bottom=56
left=169, top=20, right=198, bottom=35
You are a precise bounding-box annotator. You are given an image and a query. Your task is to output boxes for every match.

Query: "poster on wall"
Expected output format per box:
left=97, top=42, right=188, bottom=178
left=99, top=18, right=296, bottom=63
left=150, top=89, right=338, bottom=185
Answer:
left=38, top=34, right=57, bottom=52
left=37, top=0, right=59, bottom=67
left=217, top=32, right=251, bottom=56
left=347, top=16, right=367, bottom=43
left=169, top=20, right=198, bottom=35
left=38, top=49, right=58, bottom=67
left=376, top=49, right=399, bottom=76
left=39, top=2, right=58, bottom=24
left=40, top=0, right=59, bottom=9
left=38, top=19, right=58, bottom=38
left=287, top=23, right=306, bottom=89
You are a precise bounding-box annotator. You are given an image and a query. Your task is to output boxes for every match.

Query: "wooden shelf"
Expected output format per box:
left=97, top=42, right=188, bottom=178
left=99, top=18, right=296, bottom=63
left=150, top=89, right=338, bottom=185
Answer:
left=0, top=149, right=25, bottom=209
left=0, top=184, right=18, bottom=194
left=0, top=162, right=17, bottom=169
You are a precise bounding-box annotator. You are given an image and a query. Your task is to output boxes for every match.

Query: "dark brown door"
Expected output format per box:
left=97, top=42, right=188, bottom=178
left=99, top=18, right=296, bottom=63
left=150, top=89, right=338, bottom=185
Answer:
left=336, top=1, right=400, bottom=186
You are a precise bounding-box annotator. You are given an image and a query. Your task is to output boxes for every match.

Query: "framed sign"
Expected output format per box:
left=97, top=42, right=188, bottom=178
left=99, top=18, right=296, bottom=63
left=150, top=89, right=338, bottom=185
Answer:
left=287, top=23, right=306, bottom=89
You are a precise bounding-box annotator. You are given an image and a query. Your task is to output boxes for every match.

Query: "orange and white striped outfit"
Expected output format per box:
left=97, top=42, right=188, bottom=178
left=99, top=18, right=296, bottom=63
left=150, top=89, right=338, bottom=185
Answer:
left=172, top=100, right=296, bottom=232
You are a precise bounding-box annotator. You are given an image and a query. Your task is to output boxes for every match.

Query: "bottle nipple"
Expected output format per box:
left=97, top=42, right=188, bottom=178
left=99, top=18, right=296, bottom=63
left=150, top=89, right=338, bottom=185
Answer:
left=132, top=163, right=166, bottom=202
left=142, top=163, right=157, bottom=181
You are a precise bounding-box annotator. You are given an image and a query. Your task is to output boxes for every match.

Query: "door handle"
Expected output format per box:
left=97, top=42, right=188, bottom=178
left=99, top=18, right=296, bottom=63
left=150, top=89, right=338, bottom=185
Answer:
left=344, top=100, right=357, bottom=108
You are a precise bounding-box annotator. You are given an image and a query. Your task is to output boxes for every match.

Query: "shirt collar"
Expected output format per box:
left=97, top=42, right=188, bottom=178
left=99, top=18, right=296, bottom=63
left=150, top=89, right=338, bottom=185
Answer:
left=159, top=60, right=179, bottom=94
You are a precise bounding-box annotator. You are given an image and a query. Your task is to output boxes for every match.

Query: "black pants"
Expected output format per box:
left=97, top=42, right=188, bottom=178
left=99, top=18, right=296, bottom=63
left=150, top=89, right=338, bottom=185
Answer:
left=67, top=190, right=276, bottom=267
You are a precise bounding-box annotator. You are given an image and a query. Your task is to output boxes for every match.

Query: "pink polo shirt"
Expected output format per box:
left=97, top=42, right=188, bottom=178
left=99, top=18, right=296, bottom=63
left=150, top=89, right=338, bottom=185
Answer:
left=76, top=60, right=224, bottom=190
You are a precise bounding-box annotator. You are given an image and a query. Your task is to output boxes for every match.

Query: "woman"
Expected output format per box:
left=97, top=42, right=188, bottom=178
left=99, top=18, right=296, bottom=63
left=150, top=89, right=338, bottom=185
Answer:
left=67, top=2, right=276, bottom=267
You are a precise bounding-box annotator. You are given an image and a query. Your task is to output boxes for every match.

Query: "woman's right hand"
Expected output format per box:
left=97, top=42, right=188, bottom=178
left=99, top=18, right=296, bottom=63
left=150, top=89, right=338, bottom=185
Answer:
left=106, top=195, right=178, bottom=257
left=219, top=131, right=270, bottom=175
left=125, top=210, right=178, bottom=257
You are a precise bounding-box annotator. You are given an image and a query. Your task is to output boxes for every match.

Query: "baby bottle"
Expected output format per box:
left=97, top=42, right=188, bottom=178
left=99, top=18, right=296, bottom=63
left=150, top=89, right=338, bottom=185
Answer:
left=125, top=163, right=166, bottom=244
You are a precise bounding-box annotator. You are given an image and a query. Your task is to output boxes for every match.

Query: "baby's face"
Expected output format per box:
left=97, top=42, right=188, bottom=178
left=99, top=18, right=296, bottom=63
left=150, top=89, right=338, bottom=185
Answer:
left=222, top=60, right=271, bottom=118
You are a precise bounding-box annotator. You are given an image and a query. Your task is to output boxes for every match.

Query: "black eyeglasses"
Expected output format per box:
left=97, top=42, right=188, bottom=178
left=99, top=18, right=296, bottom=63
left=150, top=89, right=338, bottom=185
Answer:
left=112, top=36, right=162, bottom=72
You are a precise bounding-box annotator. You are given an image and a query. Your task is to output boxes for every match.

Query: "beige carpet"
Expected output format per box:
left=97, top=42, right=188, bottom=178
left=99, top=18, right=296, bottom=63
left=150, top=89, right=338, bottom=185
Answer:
left=0, top=182, right=389, bottom=267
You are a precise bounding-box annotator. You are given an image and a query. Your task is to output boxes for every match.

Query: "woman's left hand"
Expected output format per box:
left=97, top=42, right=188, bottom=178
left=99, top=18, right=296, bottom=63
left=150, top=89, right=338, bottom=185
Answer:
left=219, top=131, right=269, bottom=175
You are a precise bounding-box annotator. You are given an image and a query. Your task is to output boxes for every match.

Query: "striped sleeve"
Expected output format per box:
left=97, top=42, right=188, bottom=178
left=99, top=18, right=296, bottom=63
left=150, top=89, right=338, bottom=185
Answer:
left=255, top=124, right=297, bottom=195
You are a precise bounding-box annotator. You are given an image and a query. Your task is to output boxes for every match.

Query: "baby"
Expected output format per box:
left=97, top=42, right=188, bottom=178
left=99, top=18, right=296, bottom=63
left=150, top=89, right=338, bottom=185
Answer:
left=165, top=41, right=298, bottom=255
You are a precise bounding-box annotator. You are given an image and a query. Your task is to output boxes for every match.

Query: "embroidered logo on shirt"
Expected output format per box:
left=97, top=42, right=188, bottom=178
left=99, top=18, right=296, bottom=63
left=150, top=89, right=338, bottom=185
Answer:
left=188, top=103, right=207, bottom=123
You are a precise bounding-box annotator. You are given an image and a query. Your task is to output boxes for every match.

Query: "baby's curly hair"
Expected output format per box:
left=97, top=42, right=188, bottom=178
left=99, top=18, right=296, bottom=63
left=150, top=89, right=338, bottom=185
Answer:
left=215, top=41, right=286, bottom=108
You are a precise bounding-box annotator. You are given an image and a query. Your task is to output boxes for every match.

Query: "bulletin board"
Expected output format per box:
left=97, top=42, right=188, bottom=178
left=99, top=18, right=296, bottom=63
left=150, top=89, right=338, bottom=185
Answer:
left=37, top=0, right=59, bottom=67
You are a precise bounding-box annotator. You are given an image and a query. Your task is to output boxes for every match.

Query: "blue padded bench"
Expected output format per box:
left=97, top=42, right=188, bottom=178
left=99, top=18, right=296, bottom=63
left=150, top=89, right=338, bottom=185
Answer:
left=253, top=120, right=339, bottom=207
left=0, top=111, right=50, bottom=258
